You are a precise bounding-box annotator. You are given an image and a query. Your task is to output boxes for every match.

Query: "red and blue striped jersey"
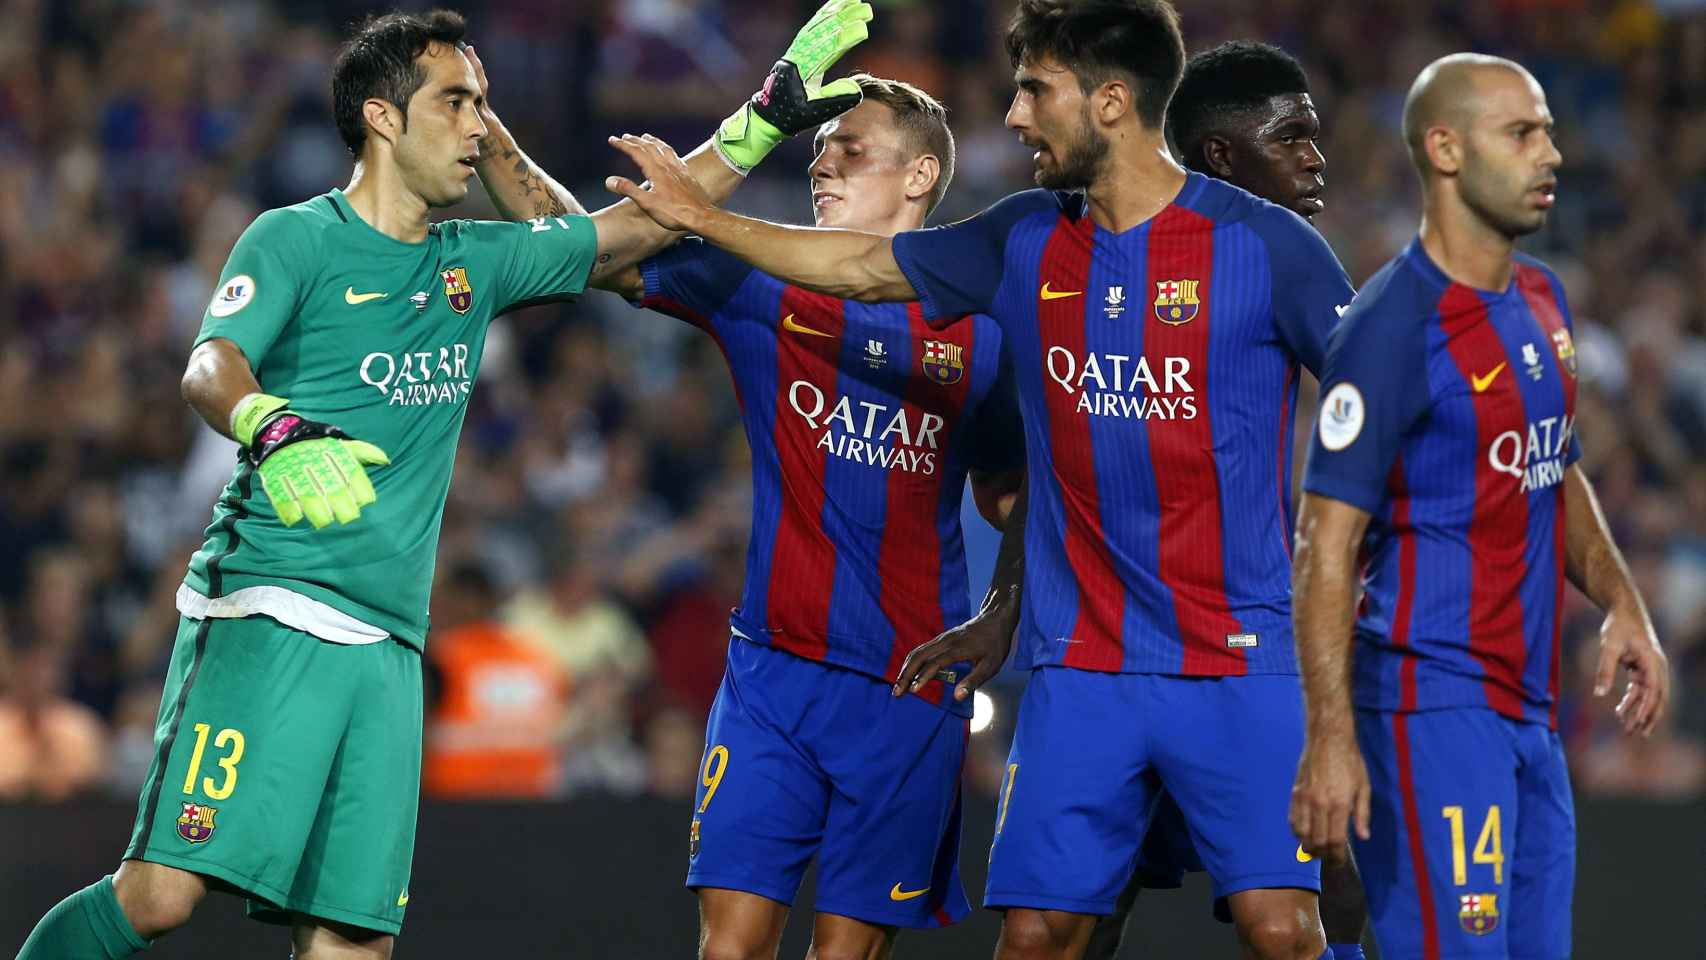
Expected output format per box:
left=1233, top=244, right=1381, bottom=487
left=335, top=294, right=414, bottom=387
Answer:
left=638, top=240, right=1021, bottom=713
left=891, top=173, right=1354, bottom=675
left=1303, top=240, right=1581, bottom=727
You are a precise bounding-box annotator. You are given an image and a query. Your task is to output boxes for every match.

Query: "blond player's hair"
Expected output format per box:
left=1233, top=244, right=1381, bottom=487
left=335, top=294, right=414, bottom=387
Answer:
left=848, top=74, right=957, bottom=215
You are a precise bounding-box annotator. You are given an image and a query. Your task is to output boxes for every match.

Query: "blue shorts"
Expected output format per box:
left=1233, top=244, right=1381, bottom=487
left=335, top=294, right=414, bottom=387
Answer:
left=1133, top=792, right=1234, bottom=923
left=687, top=638, right=971, bottom=929
left=1354, top=708, right=1573, bottom=960
left=1133, top=791, right=1205, bottom=889
left=987, top=669, right=1319, bottom=914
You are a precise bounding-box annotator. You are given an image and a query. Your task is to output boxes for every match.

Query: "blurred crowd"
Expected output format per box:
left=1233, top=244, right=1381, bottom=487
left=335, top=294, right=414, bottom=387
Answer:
left=0, top=0, right=1702, bottom=806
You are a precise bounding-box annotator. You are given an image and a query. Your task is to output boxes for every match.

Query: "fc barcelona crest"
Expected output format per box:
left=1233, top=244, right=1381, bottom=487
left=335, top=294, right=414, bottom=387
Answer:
left=1551, top=327, right=1576, bottom=376
left=177, top=802, right=218, bottom=844
left=688, top=817, right=702, bottom=859
left=1458, top=893, right=1499, bottom=935
left=440, top=266, right=474, bottom=315
left=922, top=339, right=964, bottom=385
left=1153, top=279, right=1200, bottom=325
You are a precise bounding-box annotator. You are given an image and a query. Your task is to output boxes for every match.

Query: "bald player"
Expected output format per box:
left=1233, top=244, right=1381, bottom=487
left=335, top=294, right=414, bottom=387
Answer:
left=1289, top=54, right=1669, bottom=960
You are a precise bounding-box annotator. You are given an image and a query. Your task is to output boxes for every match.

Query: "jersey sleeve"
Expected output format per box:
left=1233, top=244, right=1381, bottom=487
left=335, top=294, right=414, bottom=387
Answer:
left=963, top=337, right=1026, bottom=473
left=193, top=209, right=316, bottom=371
left=1302, top=295, right=1432, bottom=515
left=891, top=189, right=1057, bottom=326
left=1245, top=204, right=1356, bottom=375
left=467, top=215, right=599, bottom=313
left=1529, top=261, right=1585, bottom=467
left=635, top=238, right=758, bottom=329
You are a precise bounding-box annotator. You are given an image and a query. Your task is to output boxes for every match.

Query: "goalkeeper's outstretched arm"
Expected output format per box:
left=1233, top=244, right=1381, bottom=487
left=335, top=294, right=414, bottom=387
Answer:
left=467, top=1, right=874, bottom=299
left=608, top=133, right=915, bottom=303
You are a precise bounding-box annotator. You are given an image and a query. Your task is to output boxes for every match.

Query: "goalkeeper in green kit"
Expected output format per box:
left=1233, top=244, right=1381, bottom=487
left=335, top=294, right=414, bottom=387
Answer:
left=15, top=4, right=872, bottom=958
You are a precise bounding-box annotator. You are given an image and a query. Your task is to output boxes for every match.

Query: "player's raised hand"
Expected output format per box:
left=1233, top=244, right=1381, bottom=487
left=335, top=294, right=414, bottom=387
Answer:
left=606, top=134, right=713, bottom=233
left=892, top=606, right=1016, bottom=702
left=463, top=43, right=496, bottom=130
left=714, top=0, right=873, bottom=173
left=1592, top=605, right=1670, bottom=737
left=1290, top=728, right=1371, bottom=860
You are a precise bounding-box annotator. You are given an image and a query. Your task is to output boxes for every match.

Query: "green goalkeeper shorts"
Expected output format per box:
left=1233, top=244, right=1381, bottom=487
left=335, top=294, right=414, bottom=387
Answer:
left=125, top=614, right=422, bottom=934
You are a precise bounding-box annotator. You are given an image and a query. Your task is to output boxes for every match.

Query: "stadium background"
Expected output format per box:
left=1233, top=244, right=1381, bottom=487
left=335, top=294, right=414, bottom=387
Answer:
left=1, top=0, right=1702, bottom=955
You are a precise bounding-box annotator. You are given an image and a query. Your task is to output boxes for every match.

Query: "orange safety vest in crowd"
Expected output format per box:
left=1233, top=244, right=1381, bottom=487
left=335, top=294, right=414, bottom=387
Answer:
left=423, top=621, right=567, bottom=798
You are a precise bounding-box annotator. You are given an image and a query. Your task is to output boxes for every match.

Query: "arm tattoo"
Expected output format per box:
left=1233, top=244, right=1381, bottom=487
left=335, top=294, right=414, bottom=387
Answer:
left=510, top=154, right=567, bottom=217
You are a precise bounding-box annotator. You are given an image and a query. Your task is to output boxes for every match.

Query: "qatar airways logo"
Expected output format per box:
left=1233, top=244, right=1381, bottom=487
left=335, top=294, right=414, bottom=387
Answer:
left=1045, top=347, right=1199, bottom=420
left=1488, top=414, right=1574, bottom=492
left=787, top=381, right=943, bottom=475
left=359, top=344, right=473, bottom=407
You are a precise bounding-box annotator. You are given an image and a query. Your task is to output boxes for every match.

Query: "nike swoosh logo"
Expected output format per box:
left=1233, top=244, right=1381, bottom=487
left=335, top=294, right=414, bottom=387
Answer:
left=782, top=313, right=833, bottom=338
left=346, top=287, right=389, bottom=305
left=1296, top=845, right=1314, bottom=864
left=1039, top=283, right=1082, bottom=301
left=1334, top=304, right=1350, bottom=317
left=1471, top=362, right=1507, bottom=393
left=397, top=891, right=410, bottom=906
left=889, top=883, right=929, bottom=902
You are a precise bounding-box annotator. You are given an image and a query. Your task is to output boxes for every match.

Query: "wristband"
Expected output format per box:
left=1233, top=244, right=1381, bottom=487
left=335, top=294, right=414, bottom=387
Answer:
left=231, top=392, right=291, bottom=448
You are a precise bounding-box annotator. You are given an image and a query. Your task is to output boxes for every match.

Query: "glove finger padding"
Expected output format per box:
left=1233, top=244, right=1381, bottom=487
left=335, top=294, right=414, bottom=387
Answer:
left=338, top=440, right=386, bottom=508
left=786, top=0, right=872, bottom=83
left=298, top=461, right=337, bottom=530
left=260, top=470, right=305, bottom=528
left=343, top=439, right=391, bottom=467
left=814, top=76, right=864, bottom=105
left=322, top=466, right=363, bottom=526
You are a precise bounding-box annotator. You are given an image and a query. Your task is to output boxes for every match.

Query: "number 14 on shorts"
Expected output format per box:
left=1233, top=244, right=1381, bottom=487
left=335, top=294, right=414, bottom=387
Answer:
left=1442, top=804, right=1503, bottom=885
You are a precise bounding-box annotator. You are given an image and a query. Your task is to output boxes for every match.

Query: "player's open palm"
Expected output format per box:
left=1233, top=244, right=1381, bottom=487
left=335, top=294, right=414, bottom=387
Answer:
left=605, top=134, right=710, bottom=233
left=1593, top=606, right=1669, bottom=737
left=893, top=608, right=1015, bottom=703
left=1290, top=730, right=1371, bottom=860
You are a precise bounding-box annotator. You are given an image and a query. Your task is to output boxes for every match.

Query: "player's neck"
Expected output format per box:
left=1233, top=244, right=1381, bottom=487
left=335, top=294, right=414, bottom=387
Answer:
left=343, top=161, right=432, bottom=244
left=1418, top=193, right=1515, bottom=292
left=843, top=202, right=928, bottom=238
left=1083, top=135, right=1187, bottom=234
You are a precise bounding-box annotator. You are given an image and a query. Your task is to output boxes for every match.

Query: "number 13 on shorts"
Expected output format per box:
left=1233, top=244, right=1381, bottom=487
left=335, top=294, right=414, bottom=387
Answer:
left=183, top=723, right=246, bottom=800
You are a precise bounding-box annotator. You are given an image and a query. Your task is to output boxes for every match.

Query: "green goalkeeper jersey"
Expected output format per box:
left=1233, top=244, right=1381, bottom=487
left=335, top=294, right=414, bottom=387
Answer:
left=180, top=188, right=597, bottom=649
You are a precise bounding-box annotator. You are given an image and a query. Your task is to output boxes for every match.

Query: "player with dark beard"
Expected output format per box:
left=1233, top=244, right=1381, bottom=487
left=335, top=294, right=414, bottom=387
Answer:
left=607, top=3, right=1357, bottom=957
left=1075, top=41, right=1368, bottom=960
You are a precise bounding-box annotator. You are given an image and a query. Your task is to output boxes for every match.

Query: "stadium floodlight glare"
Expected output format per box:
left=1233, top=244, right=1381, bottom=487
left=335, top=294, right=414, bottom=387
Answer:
left=971, top=691, right=995, bottom=734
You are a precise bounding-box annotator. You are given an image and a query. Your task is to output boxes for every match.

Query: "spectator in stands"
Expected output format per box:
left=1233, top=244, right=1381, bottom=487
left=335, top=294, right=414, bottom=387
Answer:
left=424, top=562, right=570, bottom=800
left=0, top=623, right=109, bottom=802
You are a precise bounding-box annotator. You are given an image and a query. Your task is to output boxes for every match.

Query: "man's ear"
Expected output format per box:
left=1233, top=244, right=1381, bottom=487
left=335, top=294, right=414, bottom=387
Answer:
left=1094, top=78, right=1133, bottom=127
left=1424, top=125, right=1462, bottom=176
left=905, top=154, right=941, bottom=204
left=1201, top=134, right=1235, bottom=179
left=362, top=98, right=404, bottom=149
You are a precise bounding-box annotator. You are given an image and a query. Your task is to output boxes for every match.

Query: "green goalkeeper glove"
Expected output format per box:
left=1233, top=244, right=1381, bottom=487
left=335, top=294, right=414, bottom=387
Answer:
left=714, top=0, right=873, bottom=174
left=232, top=393, right=391, bottom=529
